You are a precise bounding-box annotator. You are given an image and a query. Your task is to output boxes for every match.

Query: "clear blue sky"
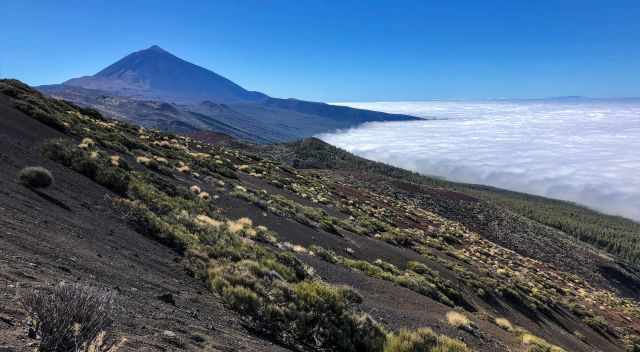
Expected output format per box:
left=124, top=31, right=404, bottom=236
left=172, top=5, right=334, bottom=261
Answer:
left=2, top=0, right=639, bottom=101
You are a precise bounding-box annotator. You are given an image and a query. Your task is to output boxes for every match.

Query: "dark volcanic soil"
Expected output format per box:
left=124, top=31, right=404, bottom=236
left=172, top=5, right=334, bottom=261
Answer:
left=0, top=95, right=290, bottom=351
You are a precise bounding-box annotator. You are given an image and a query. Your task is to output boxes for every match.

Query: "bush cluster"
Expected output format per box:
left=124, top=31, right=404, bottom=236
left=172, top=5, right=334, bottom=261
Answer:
left=114, top=177, right=386, bottom=351
left=42, top=139, right=129, bottom=195
left=18, top=166, right=54, bottom=188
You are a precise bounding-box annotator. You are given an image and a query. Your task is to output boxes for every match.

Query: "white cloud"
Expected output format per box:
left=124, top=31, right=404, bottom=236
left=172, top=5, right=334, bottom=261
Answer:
left=321, top=100, right=640, bottom=221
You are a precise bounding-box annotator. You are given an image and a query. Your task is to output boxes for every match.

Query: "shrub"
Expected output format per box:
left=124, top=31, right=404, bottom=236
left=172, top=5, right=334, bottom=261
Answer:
left=222, top=285, right=260, bottom=314
left=286, top=281, right=387, bottom=351
left=583, top=315, right=609, bottom=334
left=20, top=283, right=115, bottom=352
left=626, top=334, right=640, bottom=352
left=384, top=328, right=470, bottom=352
left=520, top=333, right=567, bottom=352
left=18, top=166, right=54, bottom=188
left=446, top=311, right=471, bottom=329
left=210, top=262, right=386, bottom=352
left=42, top=139, right=129, bottom=195
left=95, top=168, right=130, bottom=196
left=495, top=317, right=514, bottom=331
left=407, top=261, right=435, bottom=276
left=14, top=101, right=68, bottom=132
left=112, top=198, right=196, bottom=251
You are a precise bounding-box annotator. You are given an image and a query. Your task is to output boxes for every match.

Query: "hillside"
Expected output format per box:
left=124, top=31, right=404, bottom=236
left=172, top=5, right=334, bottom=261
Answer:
left=39, top=46, right=419, bottom=142
left=262, top=138, right=640, bottom=275
left=1, top=79, right=640, bottom=352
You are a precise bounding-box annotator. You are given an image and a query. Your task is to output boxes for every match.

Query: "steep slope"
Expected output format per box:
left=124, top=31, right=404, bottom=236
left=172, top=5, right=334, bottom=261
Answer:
left=0, top=91, right=288, bottom=351
left=2, top=80, right=640, bottom=352
left=38, top=46, right=420, bottom=142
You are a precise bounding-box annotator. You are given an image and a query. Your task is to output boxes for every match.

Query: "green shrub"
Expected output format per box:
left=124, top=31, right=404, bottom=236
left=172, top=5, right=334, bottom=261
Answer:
left=222, top=285, right=260, bottom=314
left=112, top=198, right=196, bottom=252
left=319, top=219, right=340, bottom=234
left=407, top=261, right=434, bottom=275
left=285, top=281, right=387, bottom=351
left=18, top=166, right=54, bottom=188
left=583, top=315, right=609, bottom=334
left=210, top=261, right=386, bottom=352
left=14, top=101, right=68, bottom=132
left=95, top=168, right=129, bottom=195
left=42, top=139, right=129, bottom=195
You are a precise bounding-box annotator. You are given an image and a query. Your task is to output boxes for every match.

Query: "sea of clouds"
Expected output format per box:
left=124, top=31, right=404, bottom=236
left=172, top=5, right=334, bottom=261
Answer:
left=321, top=100, right=640, bottom=221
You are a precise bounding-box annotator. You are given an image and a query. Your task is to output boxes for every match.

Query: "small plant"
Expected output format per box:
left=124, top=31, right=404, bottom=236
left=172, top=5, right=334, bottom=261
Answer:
left=20, top=282, right=116, bottom=352
left=18, top=166, right=54, bottom=188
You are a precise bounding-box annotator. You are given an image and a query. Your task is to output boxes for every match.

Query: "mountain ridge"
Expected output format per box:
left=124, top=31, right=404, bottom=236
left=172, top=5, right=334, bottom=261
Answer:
left=38, top=45, right=420, bottom=143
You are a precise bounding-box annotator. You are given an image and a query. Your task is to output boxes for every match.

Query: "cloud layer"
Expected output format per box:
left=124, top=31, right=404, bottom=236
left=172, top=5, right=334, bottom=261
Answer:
left=321, top=100, right=640, bottom=221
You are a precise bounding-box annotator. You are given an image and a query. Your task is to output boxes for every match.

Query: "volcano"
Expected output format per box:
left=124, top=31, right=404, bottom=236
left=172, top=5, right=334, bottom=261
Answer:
left=62, top=45, right=266, bottom=104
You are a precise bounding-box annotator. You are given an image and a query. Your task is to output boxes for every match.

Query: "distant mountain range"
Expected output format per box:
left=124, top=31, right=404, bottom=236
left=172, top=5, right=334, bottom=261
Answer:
left=39, top=45, right=419, bottom=142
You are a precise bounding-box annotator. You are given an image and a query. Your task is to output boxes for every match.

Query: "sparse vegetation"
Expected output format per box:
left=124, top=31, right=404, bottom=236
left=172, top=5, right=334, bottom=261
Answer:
left=266, top=138, right=640, bottom=267
left=467, top=186, right=640, bottom=267
left=310, top=245, right=466, bottom=308
left=18, top=166, right=54, bottom=188
left=42, top=139, right=129, bottom=195
left=110, top=171, right=388, bottom=351
left=4, top=79, right=639, bottom=352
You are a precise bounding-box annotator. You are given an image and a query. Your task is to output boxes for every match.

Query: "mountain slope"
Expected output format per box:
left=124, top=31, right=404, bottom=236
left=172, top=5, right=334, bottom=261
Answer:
left=0, top=85, right=288, bottom=352
left=3, top=80, right=640, bottom=352
left=37, top=46, right=420, bottom=142
left=261, top=138, right=640, bottom=280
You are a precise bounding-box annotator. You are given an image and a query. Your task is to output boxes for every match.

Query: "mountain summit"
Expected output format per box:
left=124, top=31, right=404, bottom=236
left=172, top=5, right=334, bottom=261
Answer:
left=63, top=45, right=266, bottom=103
left=39, top=46, right=420, bottom=142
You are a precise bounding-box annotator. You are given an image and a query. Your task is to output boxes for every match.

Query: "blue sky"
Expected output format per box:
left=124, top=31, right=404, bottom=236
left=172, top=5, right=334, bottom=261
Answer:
left=2, top=0, right=639, bottom=101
